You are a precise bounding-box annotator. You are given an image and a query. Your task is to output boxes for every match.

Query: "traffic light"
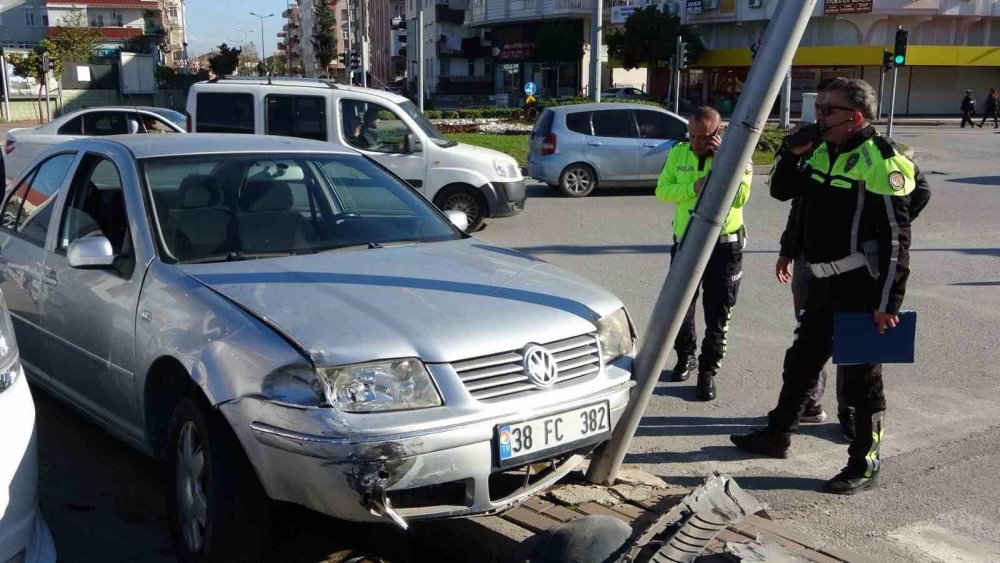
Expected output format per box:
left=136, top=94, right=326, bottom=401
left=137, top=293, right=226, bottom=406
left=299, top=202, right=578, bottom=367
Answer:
left=677, top=41, right=687, bottom=70
left=350, top=52, right=360, bottom=70
left=893, top=28, right=908, bottom=66
left=339, top=52, right=348, bottom=66
left=882, top=50, right=893, bottom=71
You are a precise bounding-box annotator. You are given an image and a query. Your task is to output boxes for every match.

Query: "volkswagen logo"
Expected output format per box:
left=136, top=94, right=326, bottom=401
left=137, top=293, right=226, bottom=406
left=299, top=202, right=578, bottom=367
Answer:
left=523, top=345, right=558, bottom=388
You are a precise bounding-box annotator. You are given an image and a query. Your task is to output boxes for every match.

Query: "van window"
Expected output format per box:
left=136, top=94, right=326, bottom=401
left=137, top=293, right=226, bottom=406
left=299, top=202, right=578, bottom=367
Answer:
left=591, top=110, right=634, bottom=138
left=634, top=109, right=687, bottom=140
left=340, top=100, right=412, bottom=154
left=196, top=93, right=254, bottom=134
left=565, top=112, right=591, bottom=135
left=265, top=94, right=327, bottom=141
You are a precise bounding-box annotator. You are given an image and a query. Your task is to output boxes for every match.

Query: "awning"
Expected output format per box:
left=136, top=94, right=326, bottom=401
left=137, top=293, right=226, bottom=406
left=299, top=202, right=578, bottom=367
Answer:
left=695, top=45, right=1000, bottom=68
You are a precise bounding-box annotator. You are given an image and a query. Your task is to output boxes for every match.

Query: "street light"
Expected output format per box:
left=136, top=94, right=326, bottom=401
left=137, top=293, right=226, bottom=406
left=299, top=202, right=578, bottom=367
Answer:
left=249, top=11, right=274, bottom=74
left=235, top=26, right=255, bottom=47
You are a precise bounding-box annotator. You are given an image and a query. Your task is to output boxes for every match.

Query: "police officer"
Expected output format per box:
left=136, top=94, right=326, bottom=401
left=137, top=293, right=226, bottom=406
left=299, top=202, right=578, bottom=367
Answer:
left=777, top=80, right=932, bottom=440
left=656, top=106, right=752, bottom=401
left=731, top=78, right=916, bottom=494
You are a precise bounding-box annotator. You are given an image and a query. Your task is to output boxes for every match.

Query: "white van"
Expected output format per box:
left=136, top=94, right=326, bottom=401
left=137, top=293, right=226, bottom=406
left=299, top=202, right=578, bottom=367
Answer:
left=186, top=78, right=525, bottom=230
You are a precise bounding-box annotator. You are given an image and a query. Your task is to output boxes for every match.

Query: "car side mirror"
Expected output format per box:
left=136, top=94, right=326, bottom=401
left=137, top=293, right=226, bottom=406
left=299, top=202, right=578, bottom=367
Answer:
left=444, top=210, right=469, bottom=232
left=404, top=133, right=423, bottom=154
left=67, top=236, right=115, bottom=269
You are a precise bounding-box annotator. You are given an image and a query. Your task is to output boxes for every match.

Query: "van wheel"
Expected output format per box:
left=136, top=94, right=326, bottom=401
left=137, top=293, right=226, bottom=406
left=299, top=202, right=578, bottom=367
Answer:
left=559, top=164, right=596, bottom=197
left=435, top=186, right=487, bottom=232
left=165, top=396, right=271, bottom=563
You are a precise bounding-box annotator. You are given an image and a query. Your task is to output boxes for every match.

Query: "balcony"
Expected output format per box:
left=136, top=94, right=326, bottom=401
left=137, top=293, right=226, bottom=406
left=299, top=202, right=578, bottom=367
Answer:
left=144, top=25, right=166, bottom=36
left=466, top=0, right=605, bottom=26
left=436, top=5, right=466, bottom=24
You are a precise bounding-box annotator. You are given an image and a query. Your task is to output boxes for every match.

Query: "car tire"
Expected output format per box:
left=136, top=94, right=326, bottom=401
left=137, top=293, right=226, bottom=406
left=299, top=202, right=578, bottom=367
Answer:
left=559, top=164, right=597, bottom=198
left=165, top=396, right=271, bottom=563
left=435, top=185, right=488, bottom=232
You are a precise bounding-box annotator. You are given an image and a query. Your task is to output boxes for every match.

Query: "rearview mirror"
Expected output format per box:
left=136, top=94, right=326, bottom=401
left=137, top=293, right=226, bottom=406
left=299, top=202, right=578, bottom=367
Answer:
left=404, top=133, right=423, bottom=154
left=444, top=210, right=469, bottom=232
left=67, top=236, right=115, bottom=269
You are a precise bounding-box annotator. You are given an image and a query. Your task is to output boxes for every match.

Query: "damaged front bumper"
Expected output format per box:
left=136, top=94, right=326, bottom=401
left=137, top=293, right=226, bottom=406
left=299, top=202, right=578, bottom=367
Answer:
left=222, top=376, right=633, bottom=527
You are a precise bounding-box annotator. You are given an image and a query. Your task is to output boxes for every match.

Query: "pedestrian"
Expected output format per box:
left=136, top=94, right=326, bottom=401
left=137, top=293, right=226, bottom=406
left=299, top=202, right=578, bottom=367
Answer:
left=777, top=79, right=933, bottom=441
left=731, top=78, right=917, bottom=495
left=978, top=88, right=998, bottom=128
left=656, top=106, right=752, bottom=401
left=961, top=89, right=976, bottom=128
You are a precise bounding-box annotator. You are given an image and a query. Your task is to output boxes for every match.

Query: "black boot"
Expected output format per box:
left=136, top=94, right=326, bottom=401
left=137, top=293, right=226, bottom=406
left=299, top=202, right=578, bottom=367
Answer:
left=669, top=355, right=696, bottom=382
left=730, top=428, right=790, bottom=459
left=823, top=466, right=879, bottom=495
left=697, top=371, right=716, bottom=401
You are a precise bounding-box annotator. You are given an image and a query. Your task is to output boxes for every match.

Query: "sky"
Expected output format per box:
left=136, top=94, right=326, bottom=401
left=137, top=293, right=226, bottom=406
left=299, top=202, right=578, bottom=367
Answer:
left=185, top=0, right=293, bottom=59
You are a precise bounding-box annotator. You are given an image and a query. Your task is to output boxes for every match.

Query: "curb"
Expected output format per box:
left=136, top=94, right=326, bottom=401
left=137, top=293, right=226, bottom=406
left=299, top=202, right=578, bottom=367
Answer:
left=753, top=164, right=773, bottom=175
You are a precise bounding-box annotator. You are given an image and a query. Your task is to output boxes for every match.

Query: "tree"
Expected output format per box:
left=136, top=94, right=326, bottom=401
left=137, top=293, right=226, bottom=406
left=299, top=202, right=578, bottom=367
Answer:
left=311, top=1, right=337, bottom=74
left=50, top=11, right=102, bottom=64
left=209, top=43, right=242, bottom=78
left=534, top=21, right=583, bottom=62
left=7, top=40, right=59, bottom=123
left=606, top=8, right=705, bottom=70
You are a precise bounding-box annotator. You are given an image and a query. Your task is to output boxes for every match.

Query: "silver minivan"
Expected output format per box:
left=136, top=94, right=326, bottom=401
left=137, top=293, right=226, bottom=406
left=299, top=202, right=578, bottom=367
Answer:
left=528, top=103, right=688, bottom=197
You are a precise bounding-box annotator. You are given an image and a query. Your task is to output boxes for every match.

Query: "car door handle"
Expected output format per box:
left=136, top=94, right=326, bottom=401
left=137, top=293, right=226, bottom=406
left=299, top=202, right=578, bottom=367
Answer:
left=587, top=142, right=602, bottom=147
left=42, top=268, right=58, bottom=287
left=643, top=143, right=659, bottom=148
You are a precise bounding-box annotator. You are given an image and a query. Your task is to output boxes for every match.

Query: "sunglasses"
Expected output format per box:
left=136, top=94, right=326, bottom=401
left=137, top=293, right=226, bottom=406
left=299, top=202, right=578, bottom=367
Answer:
left=815, top=103, right=856, bottom=116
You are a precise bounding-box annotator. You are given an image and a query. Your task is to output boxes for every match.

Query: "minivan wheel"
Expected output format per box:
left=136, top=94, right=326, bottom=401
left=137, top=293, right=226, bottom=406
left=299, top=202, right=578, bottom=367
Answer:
left=165, top=397, right=271, bottom=563
left=559, top=164, right=596, bottom=197
left=435, top=186, right=487, bottom=231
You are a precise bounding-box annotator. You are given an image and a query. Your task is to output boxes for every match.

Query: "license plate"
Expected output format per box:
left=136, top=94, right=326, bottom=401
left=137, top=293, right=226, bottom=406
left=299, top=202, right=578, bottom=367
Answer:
left=496, top=402, right=611, bottom=463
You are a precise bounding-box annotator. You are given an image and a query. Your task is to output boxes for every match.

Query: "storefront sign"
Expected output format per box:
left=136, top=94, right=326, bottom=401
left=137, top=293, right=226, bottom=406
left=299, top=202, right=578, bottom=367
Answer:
left=499, top=42, right=535, bottom=62
left=611, top=4, right=639, bottom=24
left=823, top=0, right=872, bottom=15
left=686, top=0, right=702, bottom=15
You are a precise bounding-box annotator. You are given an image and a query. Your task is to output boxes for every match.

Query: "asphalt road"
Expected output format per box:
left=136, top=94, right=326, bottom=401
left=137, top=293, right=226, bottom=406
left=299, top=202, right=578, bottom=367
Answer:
left=24, top=124, right=1000, bottom=562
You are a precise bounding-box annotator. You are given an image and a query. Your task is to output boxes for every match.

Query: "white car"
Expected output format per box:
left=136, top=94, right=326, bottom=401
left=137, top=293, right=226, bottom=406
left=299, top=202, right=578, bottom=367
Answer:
left=0, top=290, right=56, bottom=563
left=3, top=106, right=186, bottom=186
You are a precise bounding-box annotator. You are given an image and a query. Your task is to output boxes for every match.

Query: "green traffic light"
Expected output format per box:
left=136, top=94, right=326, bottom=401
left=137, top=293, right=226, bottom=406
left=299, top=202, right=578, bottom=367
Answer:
left=894, top=55, right=905, bottom=64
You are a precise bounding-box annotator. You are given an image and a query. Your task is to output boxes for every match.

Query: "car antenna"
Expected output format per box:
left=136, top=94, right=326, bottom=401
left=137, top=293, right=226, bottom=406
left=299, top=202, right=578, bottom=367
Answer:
left=128, top=94, right=148, bottom=133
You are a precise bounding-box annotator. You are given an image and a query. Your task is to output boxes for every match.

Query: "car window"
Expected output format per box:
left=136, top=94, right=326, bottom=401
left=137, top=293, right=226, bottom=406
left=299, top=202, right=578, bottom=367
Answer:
left=1, top=154, right=75, bottom=245
left=565, top=112, right=591, bottom=135
left=531, top=109, right=554, bottom=139
left=141, top=153, right=461, bottom=263
left=60, top=155, right=130, bottom=258
left=634, top=110, right=688, bottom=140
left=195, top=92, right=254, bottom=134
left=591, top=110, right=634, bottom=138
left=265, top=94, right=327, bottom=141
left=83, top=112, right=129, bottom=135
left=340, top=100, right=412, bottom=154
left=57, top=116, right=83, bottom=135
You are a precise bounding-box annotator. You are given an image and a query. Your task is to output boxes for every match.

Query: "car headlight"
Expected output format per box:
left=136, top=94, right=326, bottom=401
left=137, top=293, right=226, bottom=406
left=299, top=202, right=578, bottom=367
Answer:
left=596, top=309, right=634, bottom=364
left=493, top=159, right=518, bottom=178
left=0, top=294, right=21, bottom=394
left=319, top=358, right=442, bottom=413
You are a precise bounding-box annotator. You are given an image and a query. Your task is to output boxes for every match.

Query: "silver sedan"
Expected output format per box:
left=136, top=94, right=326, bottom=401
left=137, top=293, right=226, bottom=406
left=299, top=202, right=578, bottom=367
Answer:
left=0, top=134, right=635, bottom=560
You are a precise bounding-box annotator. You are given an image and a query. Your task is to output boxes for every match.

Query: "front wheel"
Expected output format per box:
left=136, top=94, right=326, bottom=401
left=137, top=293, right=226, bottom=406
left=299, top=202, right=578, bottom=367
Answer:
left=559, top=164, right=597, bottom=197
left=165, top=397, right=271, bottom=563
left=435, top=186, right=487, bottom=232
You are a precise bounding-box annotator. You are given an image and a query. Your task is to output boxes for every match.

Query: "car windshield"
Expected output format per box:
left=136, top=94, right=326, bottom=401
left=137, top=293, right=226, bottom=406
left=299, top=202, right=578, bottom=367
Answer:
left=147, top=108, right=187, bottom=129
left=397, top=101, right=456, bottom=147
left=142, top=153, right=462, bottom=264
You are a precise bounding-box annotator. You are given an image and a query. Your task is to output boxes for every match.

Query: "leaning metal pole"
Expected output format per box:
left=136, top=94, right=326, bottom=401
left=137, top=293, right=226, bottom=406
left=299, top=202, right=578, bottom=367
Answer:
left=590, top=0, right=602, bottom=102
left=586, top=0, right=818, bottom=485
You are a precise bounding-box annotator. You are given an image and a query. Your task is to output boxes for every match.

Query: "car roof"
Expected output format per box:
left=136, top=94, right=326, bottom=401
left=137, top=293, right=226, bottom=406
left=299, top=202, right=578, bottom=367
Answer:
left=546, top=102, right=669, bottom=113
left=79, top=133, right=357, bottom=159
left=192, top=78, right=411, bottom=104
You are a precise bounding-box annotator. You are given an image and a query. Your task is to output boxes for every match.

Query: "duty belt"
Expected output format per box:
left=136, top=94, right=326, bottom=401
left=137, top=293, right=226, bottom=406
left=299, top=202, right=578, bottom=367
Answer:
left=808, top=252, right=868, bottom=278
left=719, top=233, right=740, bottom=244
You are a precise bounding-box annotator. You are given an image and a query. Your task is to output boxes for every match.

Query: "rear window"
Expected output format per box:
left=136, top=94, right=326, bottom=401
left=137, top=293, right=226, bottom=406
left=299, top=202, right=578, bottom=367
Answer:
left=195, top=92, right=254, bottom=134
left=565, top=112, right=591, bottom=135
left=531, top=110, right=554, bottom=139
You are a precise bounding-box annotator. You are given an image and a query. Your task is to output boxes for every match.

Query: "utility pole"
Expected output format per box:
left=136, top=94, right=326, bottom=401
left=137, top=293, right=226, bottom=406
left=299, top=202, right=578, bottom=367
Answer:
left=673, top=36, right=683, bottom=114
left=360, top=0, right=369, bottom=87
left=346, top=0, right=354, bottom=85
left=249, top=12, right=274, bottom=74
left=780, top=65, right=791, bottom=128
left=589, top=0, right=602, bottom=102
left=417, top=9, right=423, bottom=110
left=586, top=0, right=819, bottom=486
left=887, top=26, right=907, bottom=138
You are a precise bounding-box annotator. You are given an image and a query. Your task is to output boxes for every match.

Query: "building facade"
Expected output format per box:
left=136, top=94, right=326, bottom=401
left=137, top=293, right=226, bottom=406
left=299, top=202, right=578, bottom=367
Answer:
left=665, top=0, right=1000, bottom=115
left=367, top=0, right=405, bottom=86
left=0, top=0, right=53, bottom=49
left=280, top=2, right=303, bottom=74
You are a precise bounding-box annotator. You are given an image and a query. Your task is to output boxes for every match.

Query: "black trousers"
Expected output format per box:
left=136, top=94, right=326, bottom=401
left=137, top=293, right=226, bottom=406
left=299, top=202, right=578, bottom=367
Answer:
left=979, top=111, right=999, bottom=128
left=671, top=234, right=743, bottom=375
left=961, top=110, right=976, bottom=128
left=768, top=269, right=886, bottom=476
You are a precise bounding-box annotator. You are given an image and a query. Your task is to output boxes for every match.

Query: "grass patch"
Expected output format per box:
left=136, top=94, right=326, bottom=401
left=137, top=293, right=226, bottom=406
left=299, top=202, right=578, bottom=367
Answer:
left=443, top=132, right=777, bottom=168
left=443, top=133, right=529, bottom=166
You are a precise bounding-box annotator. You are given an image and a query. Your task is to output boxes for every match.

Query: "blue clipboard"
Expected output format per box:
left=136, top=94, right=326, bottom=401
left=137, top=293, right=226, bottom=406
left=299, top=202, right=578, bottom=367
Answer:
left=832, top=311, right=916, bottom=365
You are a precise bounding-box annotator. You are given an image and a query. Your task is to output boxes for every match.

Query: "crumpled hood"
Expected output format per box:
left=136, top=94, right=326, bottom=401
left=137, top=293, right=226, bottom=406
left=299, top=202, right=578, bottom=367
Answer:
left=177, top=239, right=622, bottom=365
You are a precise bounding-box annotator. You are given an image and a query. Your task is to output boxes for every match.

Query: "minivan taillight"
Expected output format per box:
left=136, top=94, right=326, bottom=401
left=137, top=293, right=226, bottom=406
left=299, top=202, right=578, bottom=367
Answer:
left=541, top=133, right=557, bottom=155
left=4, top=139, right=14, bottom=155
left=183, top=111, right=192, bottom=132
